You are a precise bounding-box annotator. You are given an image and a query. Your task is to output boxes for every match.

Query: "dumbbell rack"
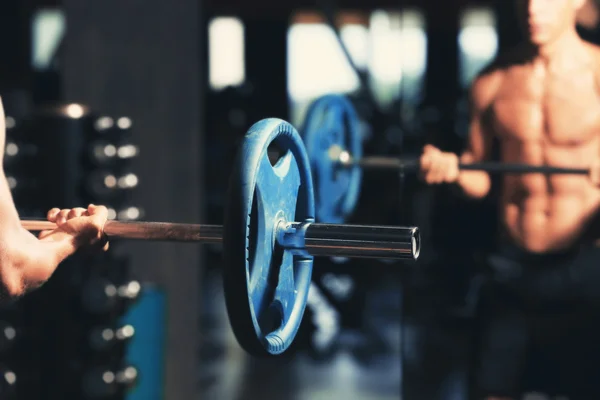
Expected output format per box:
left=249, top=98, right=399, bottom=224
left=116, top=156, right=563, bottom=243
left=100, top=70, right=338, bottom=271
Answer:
left=4, top=107, right=142, bottom=400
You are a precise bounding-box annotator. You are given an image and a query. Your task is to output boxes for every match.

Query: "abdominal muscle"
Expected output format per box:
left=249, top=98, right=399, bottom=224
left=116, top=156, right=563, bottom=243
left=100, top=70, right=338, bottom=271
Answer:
left=499, top=145, right=600, bottom=253
left=502, top=192, right=599, bottom=253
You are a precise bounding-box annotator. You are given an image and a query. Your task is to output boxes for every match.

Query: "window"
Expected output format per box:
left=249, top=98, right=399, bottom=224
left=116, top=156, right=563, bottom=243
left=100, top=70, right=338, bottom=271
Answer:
left=287, top=21, right=360, bottom=102
left=209, top=17, right=245, bottom=90
left=287, top=9, right=427, bottom=125
left=32, top=8, right=66, bottom=70
left=458, top=8, right=498, bottom=88
left=369, top=9, right=426, bottom=105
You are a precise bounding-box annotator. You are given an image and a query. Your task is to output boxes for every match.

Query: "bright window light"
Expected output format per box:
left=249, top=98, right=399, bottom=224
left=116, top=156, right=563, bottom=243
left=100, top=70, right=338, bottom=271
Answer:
left=287, top=23, right=360, bottom=101
left=458, top=8, right=498, bottom=87
left=209, top=17, right=245, bottom=90
left=32, top=9, right=66, bottom=70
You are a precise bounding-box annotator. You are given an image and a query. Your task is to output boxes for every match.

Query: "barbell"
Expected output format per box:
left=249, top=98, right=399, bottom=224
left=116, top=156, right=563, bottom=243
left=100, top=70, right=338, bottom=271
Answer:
left=333, top=148, right=590, bottom=175
left=20, top=118, right=420, bottom=357
left=301, top=94, right=591, bottom=223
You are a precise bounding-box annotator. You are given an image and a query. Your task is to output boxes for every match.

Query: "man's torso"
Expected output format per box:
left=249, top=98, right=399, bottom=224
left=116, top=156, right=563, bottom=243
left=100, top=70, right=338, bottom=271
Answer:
left=483, top=43, right=600, bottom=252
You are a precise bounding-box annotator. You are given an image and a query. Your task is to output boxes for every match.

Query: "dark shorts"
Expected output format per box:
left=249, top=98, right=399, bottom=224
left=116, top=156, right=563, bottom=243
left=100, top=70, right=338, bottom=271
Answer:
left=473, top=243, right=600, bottom=399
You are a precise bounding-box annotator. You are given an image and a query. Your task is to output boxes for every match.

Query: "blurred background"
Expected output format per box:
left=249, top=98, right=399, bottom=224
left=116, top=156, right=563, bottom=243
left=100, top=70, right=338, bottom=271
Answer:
left=0, top=0, right=599, bottom=399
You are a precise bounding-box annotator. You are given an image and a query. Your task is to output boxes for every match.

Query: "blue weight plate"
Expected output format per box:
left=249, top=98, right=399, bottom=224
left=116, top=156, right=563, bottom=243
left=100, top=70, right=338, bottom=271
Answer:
left=223, top=118, right=315, bottom=356
left=301, top=94, right=362, bottom=223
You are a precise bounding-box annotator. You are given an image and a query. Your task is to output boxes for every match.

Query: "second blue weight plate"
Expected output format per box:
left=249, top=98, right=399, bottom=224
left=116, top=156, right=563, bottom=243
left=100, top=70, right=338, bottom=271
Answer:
left=301, top=94, right=362, bottom=223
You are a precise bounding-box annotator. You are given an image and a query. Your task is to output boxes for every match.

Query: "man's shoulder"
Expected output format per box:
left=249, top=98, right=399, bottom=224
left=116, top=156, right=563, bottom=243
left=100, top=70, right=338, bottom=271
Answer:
left=472, top=66, right=503, bottom=92
left=576, top=41, right=600, bottom=90
left=470, top=45, right=530, bottom=107
left=474, top=45, right=529, bottom=82
left=470, top=63, right=504, bottom=109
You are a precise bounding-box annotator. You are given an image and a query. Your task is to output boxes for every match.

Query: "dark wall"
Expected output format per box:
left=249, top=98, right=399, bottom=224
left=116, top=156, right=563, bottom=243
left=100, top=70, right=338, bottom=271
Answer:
left=60, top=1, right=204, bottom=399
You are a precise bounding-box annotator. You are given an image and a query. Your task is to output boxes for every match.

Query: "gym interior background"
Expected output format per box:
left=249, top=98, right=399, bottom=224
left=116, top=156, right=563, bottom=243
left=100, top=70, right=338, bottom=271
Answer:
left=0, top=0, right=599, bottom=399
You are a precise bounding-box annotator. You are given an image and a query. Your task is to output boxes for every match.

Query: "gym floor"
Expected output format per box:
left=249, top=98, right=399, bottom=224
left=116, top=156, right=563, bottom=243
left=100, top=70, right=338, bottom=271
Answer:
left=198, top=268, right=403, bottom=400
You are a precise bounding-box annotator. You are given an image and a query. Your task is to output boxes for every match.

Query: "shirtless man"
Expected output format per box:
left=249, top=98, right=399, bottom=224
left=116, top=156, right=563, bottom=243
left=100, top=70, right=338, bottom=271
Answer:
left=0, top=98, right=108, bottom=302
left=420, top=0, right=600, bottom=398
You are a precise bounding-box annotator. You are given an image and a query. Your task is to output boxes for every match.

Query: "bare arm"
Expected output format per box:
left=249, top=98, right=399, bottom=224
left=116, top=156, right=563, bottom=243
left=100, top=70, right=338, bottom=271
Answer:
left=456, top=73, right=500, bottom=199
left=0, top=99, right=77, bottom=298
left=576, top=0, right=600, bottom=30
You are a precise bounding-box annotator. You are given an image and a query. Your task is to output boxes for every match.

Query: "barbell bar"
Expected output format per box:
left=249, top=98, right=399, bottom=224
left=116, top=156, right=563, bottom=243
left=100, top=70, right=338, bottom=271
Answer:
left=21, top=220, right=223, bottom=243
left=20, top=118, right=421, bottom=358
left=332, top=147, right=590, bottom=175
left=301, top=94, right=590, bottom=224
left=21, top=220, right=419, bottom=260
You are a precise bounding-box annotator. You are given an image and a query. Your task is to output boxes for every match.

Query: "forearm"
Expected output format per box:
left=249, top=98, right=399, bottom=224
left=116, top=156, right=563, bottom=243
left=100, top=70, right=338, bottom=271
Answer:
left=0, top=97, right=74, bottom=299
left=456, top=152, right=492, bottom=199
left=0, top=226, right=75, bottom=298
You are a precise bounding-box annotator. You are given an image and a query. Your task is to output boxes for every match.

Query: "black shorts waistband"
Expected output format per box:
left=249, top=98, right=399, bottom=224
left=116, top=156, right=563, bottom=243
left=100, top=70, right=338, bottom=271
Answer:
left=493, top=242, right=580, bottom=269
